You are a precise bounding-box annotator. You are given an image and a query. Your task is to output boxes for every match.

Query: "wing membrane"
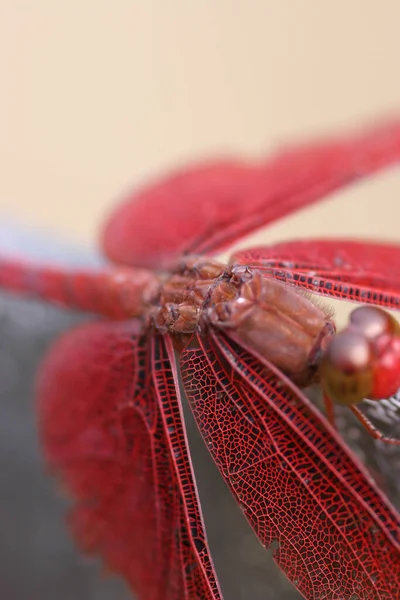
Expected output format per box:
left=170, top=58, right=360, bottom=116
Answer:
left=151, top=334, right=222, bottom=598
left=101, top=119, right=400, bottom=270
left=232, top=239, right=400, bottom=309
left=38, top=320, right=221, bottom=600
left=180, top=330, right=400, bottom=599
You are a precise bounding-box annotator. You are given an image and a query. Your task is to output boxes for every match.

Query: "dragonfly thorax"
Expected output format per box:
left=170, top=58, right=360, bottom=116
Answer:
left=154, top=257, right=335, bottom=384
left=154, top=257, right=239, bottom=335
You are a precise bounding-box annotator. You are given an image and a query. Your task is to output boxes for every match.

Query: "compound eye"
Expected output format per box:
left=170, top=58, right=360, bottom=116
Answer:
left=349, top=305, right=396, bottom=339
left=326, top=330, right=372, bottom=372
left=320, top=330, right=373, bottom=406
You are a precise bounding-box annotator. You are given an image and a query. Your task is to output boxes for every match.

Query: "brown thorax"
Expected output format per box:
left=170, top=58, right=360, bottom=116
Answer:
left=154, top=257, right=236, bottom=335
left=154, top=256, right=335, bottom=384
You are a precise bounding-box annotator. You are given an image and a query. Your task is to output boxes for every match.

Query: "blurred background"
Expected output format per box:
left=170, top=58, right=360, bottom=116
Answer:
left=0, top=2, right=400, bottom=600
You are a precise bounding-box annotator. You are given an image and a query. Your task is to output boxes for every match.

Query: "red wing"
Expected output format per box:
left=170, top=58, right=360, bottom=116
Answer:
left=38, top=320, right=221, bottom=600
left=232, top=239, right=400, bottom=309
left=101, top=160, right=255, bottom=270
left=179, top=330, right=400, bottom=600
left=101, top=119, right=400, bottom=270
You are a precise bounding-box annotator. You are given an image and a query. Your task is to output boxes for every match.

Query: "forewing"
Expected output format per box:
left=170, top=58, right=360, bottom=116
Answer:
left=232, top=239, right=400, bottom=309
left=101, top=119, right=400, bottom=270
left=180, top=330, right=400, bottom=600
left=38, top=320, right=221, bottom=600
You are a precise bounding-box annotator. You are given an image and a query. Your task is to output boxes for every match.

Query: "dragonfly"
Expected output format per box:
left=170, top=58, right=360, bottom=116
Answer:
left=1, top=118, right=400, bottom=600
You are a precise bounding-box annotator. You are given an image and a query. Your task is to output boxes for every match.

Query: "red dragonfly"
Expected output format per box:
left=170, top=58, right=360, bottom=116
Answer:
left=1, top=118, right=400, bottom=600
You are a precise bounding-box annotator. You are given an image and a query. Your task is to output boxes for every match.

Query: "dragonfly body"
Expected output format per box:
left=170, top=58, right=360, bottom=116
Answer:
left=1, top=118, right=400, bottom=599
left=156, top=257, right=335, bottom=387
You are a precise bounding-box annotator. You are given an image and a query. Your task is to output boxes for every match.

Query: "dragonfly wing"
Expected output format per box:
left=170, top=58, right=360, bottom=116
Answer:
left=101, top=160, right=255, bottom=269
left=101, top=119, right=400, bottom=270
left=151, top=334, right=222, bottom=599
left=38, top=320, right=221, bottom=600
left=232, top=239, right=400, bottom=309
left=179, top=330, right=400, bottom=600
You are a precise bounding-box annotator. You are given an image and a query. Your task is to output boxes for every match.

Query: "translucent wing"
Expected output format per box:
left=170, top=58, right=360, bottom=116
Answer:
left=38, top=320, right=222, bottom=600
left=180, top=330, right=400, bottom=600
left=232, top=239, right=400, bottom=309
left=101, top=119, right=400, bottom=270
left=364, top=392, right=400, bottom=427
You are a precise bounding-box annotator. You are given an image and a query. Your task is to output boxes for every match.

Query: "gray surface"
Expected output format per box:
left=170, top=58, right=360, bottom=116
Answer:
left=0, top=297, right=132, bottom=600
left=0, top=228, right=398, bottom=599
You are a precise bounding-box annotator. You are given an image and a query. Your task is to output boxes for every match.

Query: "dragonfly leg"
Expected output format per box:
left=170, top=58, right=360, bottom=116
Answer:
left=350, top=405, right=400, bottom=445
left=323, top=392, right=337, bottom=428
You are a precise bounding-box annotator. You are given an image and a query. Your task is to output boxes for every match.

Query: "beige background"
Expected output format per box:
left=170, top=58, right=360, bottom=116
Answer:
left=1, top=2, right=400, bottom=323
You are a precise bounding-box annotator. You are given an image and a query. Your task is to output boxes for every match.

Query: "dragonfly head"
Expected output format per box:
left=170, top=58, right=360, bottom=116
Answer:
left=320, top=305, right=400, bottom=405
